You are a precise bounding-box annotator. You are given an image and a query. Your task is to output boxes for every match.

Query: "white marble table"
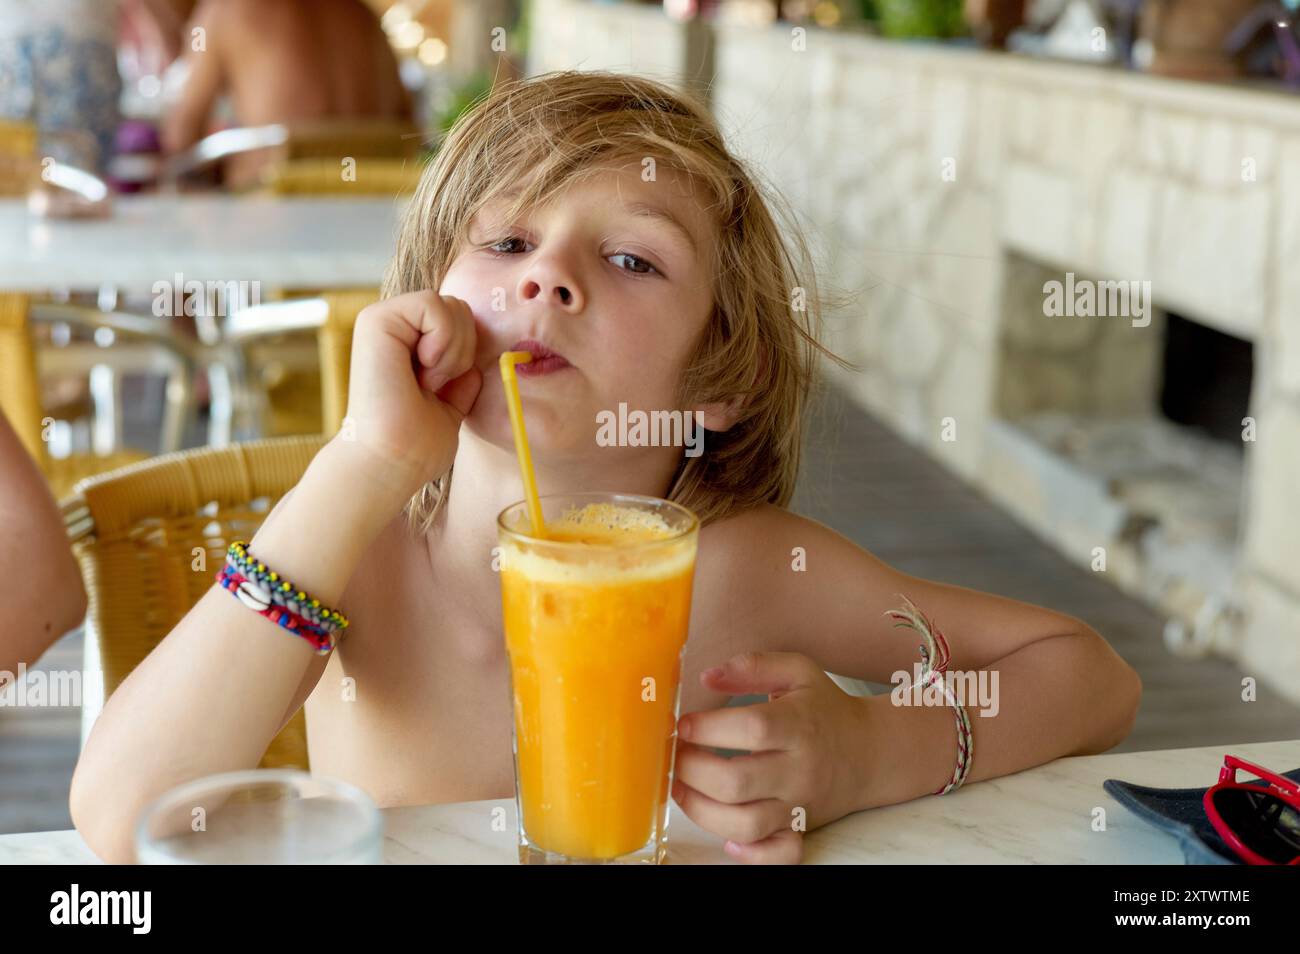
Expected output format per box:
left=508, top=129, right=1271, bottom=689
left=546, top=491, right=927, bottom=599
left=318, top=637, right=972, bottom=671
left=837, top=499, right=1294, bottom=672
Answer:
left=0, top=195, right=404, bottom=290
left=3, top=738, right=1295, bottom=864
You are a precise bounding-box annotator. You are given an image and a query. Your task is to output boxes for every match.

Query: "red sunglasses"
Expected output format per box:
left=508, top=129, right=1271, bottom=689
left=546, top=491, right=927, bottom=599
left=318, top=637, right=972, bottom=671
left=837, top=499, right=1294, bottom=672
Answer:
left=1203, top=755, right=1300, bottom=865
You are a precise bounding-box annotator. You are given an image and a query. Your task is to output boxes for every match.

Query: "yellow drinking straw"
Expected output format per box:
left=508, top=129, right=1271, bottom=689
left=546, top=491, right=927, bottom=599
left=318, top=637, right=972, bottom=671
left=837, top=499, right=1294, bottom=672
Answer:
left=499, top=351, right=546, bottom=538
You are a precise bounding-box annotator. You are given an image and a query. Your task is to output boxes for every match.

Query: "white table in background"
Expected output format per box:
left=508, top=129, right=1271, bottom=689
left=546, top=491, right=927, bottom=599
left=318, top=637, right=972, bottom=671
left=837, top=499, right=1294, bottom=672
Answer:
left=2, top=738, right=1295, bottom=864
left=0, top=195, right=405, bottom=290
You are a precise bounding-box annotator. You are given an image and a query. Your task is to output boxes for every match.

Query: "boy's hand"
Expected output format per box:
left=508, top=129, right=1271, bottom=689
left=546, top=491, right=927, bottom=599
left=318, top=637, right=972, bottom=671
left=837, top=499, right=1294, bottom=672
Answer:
left=342, top=291, right=483, bottom=497
left=672, top=651, right=873, bottom=865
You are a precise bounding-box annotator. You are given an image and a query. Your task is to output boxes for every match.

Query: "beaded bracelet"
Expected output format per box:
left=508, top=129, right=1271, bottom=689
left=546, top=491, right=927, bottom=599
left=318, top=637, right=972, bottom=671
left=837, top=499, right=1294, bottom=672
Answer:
left=216, top=564, right=336, bottom=654
left=216, top=542, right=349, bottom=655
left=223, top=541, right=349, bottom=635
left=885, top=596, right=973, bottom=795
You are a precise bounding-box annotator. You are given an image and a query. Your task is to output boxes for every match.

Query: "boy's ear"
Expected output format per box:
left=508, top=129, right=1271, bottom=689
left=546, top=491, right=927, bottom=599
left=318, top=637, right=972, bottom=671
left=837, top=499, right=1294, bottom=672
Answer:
left=692, top=394, right=745, bottom=433
left=690, top=344, right=767, bottom=433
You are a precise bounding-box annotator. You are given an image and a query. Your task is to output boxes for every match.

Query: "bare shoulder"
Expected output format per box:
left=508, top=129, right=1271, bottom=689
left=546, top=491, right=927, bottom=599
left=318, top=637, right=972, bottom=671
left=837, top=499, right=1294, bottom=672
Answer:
left=698, top=501, right=784, bottom=552
left=699, top=503, right=865, bottom=572
left=694, top=503, right=900, bottom=646
left=691, top=504, right=828, bottom=654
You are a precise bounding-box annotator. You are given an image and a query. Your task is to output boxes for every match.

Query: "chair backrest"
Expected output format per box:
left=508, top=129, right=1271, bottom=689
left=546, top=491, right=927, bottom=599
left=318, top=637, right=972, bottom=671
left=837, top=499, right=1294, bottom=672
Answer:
left=166, top=120, right=424, bottom=187
left=228, top=289, right=374, bottom=438
left=283, top=119, right=424, bottom=162
left=318, top=290, right=375, bottom=435
left=65, top=435, right=328, bottom=769
left=0, top=294, right=188, bottom=498
left=0, top=120, right=38, bottom=196
left=0, top=292, right=45, bottom=466
left=264, top=156, right=424, bottom=196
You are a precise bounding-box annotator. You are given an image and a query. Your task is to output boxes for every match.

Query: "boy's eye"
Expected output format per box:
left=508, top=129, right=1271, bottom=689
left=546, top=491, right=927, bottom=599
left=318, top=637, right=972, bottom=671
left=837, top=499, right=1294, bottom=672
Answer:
left=608, top=253, right=659, bottom=276
left=484, top=238, right=660, bottom=277
left=488, top=236, right=530, bottom=254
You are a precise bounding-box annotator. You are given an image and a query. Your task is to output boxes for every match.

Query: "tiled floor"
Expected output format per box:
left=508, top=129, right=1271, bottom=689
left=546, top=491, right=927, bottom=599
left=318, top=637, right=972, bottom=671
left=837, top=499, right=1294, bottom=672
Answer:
left=2, top=383, right=1297, bottom=835
left=0, top=628, right=82, bottom=835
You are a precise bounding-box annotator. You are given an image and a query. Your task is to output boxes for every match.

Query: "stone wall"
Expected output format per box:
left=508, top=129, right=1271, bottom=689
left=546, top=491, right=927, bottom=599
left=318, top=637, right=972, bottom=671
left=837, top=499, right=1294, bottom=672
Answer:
left=526, top=2, right=1300, bottom=702
left=528, top=0, right=712, bottom=97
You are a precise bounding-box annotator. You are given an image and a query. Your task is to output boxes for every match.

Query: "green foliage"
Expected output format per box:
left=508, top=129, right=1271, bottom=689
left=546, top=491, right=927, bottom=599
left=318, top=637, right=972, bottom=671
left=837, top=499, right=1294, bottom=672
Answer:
left=434, top=71, right=494, bottom=141
left=876, top=0, right=966, bottom=38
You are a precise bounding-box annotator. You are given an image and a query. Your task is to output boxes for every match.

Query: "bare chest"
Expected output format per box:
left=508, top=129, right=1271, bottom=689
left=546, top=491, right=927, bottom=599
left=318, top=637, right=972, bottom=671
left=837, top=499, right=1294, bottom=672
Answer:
left=304, top=527, right=755, bottom=808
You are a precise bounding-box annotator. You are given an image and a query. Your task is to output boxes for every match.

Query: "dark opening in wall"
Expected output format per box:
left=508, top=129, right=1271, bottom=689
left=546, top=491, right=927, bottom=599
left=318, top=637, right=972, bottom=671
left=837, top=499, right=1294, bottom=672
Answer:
left=1158, top=314, right=1253, bottom=449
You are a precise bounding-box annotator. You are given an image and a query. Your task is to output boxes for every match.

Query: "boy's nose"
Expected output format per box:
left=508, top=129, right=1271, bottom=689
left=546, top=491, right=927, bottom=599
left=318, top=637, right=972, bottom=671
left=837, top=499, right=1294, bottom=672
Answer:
left=517, top=257, right=585, bottom=314
left=518, top=278, right=582, bottom=312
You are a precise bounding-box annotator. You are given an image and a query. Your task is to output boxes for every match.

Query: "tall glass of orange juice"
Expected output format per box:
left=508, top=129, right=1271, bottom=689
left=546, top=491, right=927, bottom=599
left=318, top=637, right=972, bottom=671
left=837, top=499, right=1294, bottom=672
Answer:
left=497, top=491, right=699, bottom=864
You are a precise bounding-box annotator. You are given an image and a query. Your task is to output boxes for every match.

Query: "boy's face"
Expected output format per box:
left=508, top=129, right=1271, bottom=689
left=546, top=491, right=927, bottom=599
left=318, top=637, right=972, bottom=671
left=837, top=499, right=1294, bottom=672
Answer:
left=439, top=161, right=718, bottom=463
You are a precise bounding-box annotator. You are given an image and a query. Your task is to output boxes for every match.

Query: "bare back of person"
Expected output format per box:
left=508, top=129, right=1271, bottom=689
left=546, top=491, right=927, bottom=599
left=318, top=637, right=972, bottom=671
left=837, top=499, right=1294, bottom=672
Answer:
left=166, top=0, right=411, bottom=186
left=217, top=0, right=409, bottom=126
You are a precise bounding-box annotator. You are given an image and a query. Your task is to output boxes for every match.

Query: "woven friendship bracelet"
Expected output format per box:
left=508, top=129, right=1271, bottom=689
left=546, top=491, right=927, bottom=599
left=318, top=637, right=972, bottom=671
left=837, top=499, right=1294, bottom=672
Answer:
left=885, top=596, right=974, bottom=795
left=223, top=541, right=349, bottom=634
left=216, top=564, right=336, bottom=655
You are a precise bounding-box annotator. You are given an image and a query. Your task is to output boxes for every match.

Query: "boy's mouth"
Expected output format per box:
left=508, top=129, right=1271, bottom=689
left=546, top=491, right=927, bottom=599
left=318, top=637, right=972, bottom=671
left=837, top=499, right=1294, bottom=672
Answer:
left=508, top=338, right=573, bottom=376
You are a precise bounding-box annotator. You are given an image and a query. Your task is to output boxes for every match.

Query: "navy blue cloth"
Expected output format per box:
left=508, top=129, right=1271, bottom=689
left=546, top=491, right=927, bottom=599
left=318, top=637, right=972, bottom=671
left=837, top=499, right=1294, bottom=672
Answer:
left=1103, top=767, right=1300, bottom=865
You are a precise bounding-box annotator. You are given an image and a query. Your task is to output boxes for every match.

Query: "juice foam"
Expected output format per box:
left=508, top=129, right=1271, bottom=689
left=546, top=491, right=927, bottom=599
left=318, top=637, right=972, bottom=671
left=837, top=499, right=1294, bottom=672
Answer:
left=500, top=502, right=695, bottom=584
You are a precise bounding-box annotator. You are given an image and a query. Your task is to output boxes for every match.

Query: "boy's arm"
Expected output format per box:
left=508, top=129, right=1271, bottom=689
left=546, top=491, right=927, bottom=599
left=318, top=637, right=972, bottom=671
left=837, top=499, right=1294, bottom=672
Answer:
left=68, top=438, right=405, bottom=864
left=694, top=506, right=1142, bottom=816
left=68, top=292, right=479, bottom=864
left=736, top=506, right=1120, bottom=684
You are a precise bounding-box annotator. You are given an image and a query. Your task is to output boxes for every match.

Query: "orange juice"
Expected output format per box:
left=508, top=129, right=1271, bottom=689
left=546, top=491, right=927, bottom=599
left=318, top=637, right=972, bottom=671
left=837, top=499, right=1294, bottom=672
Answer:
left=498, top=496, right=699, bottom=863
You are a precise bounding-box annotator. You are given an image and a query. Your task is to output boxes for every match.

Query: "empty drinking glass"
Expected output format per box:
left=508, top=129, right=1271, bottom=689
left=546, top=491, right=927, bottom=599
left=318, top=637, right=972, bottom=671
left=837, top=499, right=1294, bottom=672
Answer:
left=135, top=769, right=383, bottom=864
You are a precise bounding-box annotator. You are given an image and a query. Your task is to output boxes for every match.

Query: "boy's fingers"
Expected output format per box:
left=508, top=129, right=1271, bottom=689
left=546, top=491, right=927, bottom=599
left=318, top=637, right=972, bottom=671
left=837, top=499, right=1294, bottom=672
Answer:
left=678, top=701, right=800, bottom=752
left=440, top=293, right=474, bottom=324
left=420, top=325, right=476, bottom=391
left=363, top=290, right=448, bottom=353
left=673, top=742, right=788, bottom=805
left=416, top=313, right=460, bottom=370
left=418, top=363, right=458, bottom=396
left=724, top=828, right=804, bottom=866
left=415, top=323, right=448, bottom=368
left=433, top=365, right=483, bottom=420
left=413, top=294, right=473, bottom=367
left=670, top=778, right=790, bottom=846
left=421, top=306, right=478, bottom=382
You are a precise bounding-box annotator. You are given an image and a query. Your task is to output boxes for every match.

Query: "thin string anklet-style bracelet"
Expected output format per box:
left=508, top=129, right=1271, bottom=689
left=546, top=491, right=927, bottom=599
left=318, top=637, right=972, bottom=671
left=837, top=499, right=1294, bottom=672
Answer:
left=215, top=541, right=350, bottom=655
left=885, top=595, right=973, bottom=795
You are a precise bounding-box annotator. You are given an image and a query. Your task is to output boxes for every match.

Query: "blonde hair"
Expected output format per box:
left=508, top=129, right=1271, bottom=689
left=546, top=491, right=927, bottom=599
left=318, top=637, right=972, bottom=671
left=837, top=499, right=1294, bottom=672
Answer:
left=384, top=70, right=853, bottom=536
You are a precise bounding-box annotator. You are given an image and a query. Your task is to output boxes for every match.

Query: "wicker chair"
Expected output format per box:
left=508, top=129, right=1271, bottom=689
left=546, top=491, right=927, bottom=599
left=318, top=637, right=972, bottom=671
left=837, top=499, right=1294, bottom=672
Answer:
left=0, top=293, right=196, bottom=499
left=317, top=290, right=371, bottom=435
left=160, top=123, right=409, bottom=438
left=0, top=293, right=44, bottom=461
left=0, top=119, right=38, bottom=197
left=63, top=434, right=328, bottom=770
left=280, top=119, right=424, bottom=162
left=228, top=290, right=374, bottom=438
left=164, top=119, right=424, bottom=191
left=264, top=156, right=424, bottom=196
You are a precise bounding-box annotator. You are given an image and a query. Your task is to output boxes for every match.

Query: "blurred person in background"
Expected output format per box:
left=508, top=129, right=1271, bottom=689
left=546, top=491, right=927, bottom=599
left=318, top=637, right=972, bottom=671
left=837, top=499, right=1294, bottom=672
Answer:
left=0, top=0, right=123, bottom=173
left=0, top=409, right=87, bottom=677
left=121, top=0, right=199, bottom=77
left=161, top=0, right=414, bottom=188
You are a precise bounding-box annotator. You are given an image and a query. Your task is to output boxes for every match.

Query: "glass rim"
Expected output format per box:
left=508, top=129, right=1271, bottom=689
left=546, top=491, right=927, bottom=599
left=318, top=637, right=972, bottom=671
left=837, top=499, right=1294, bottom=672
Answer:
left=133, top=768, right=383, bottom=864
left=496, top=491, right=699, bottom=550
